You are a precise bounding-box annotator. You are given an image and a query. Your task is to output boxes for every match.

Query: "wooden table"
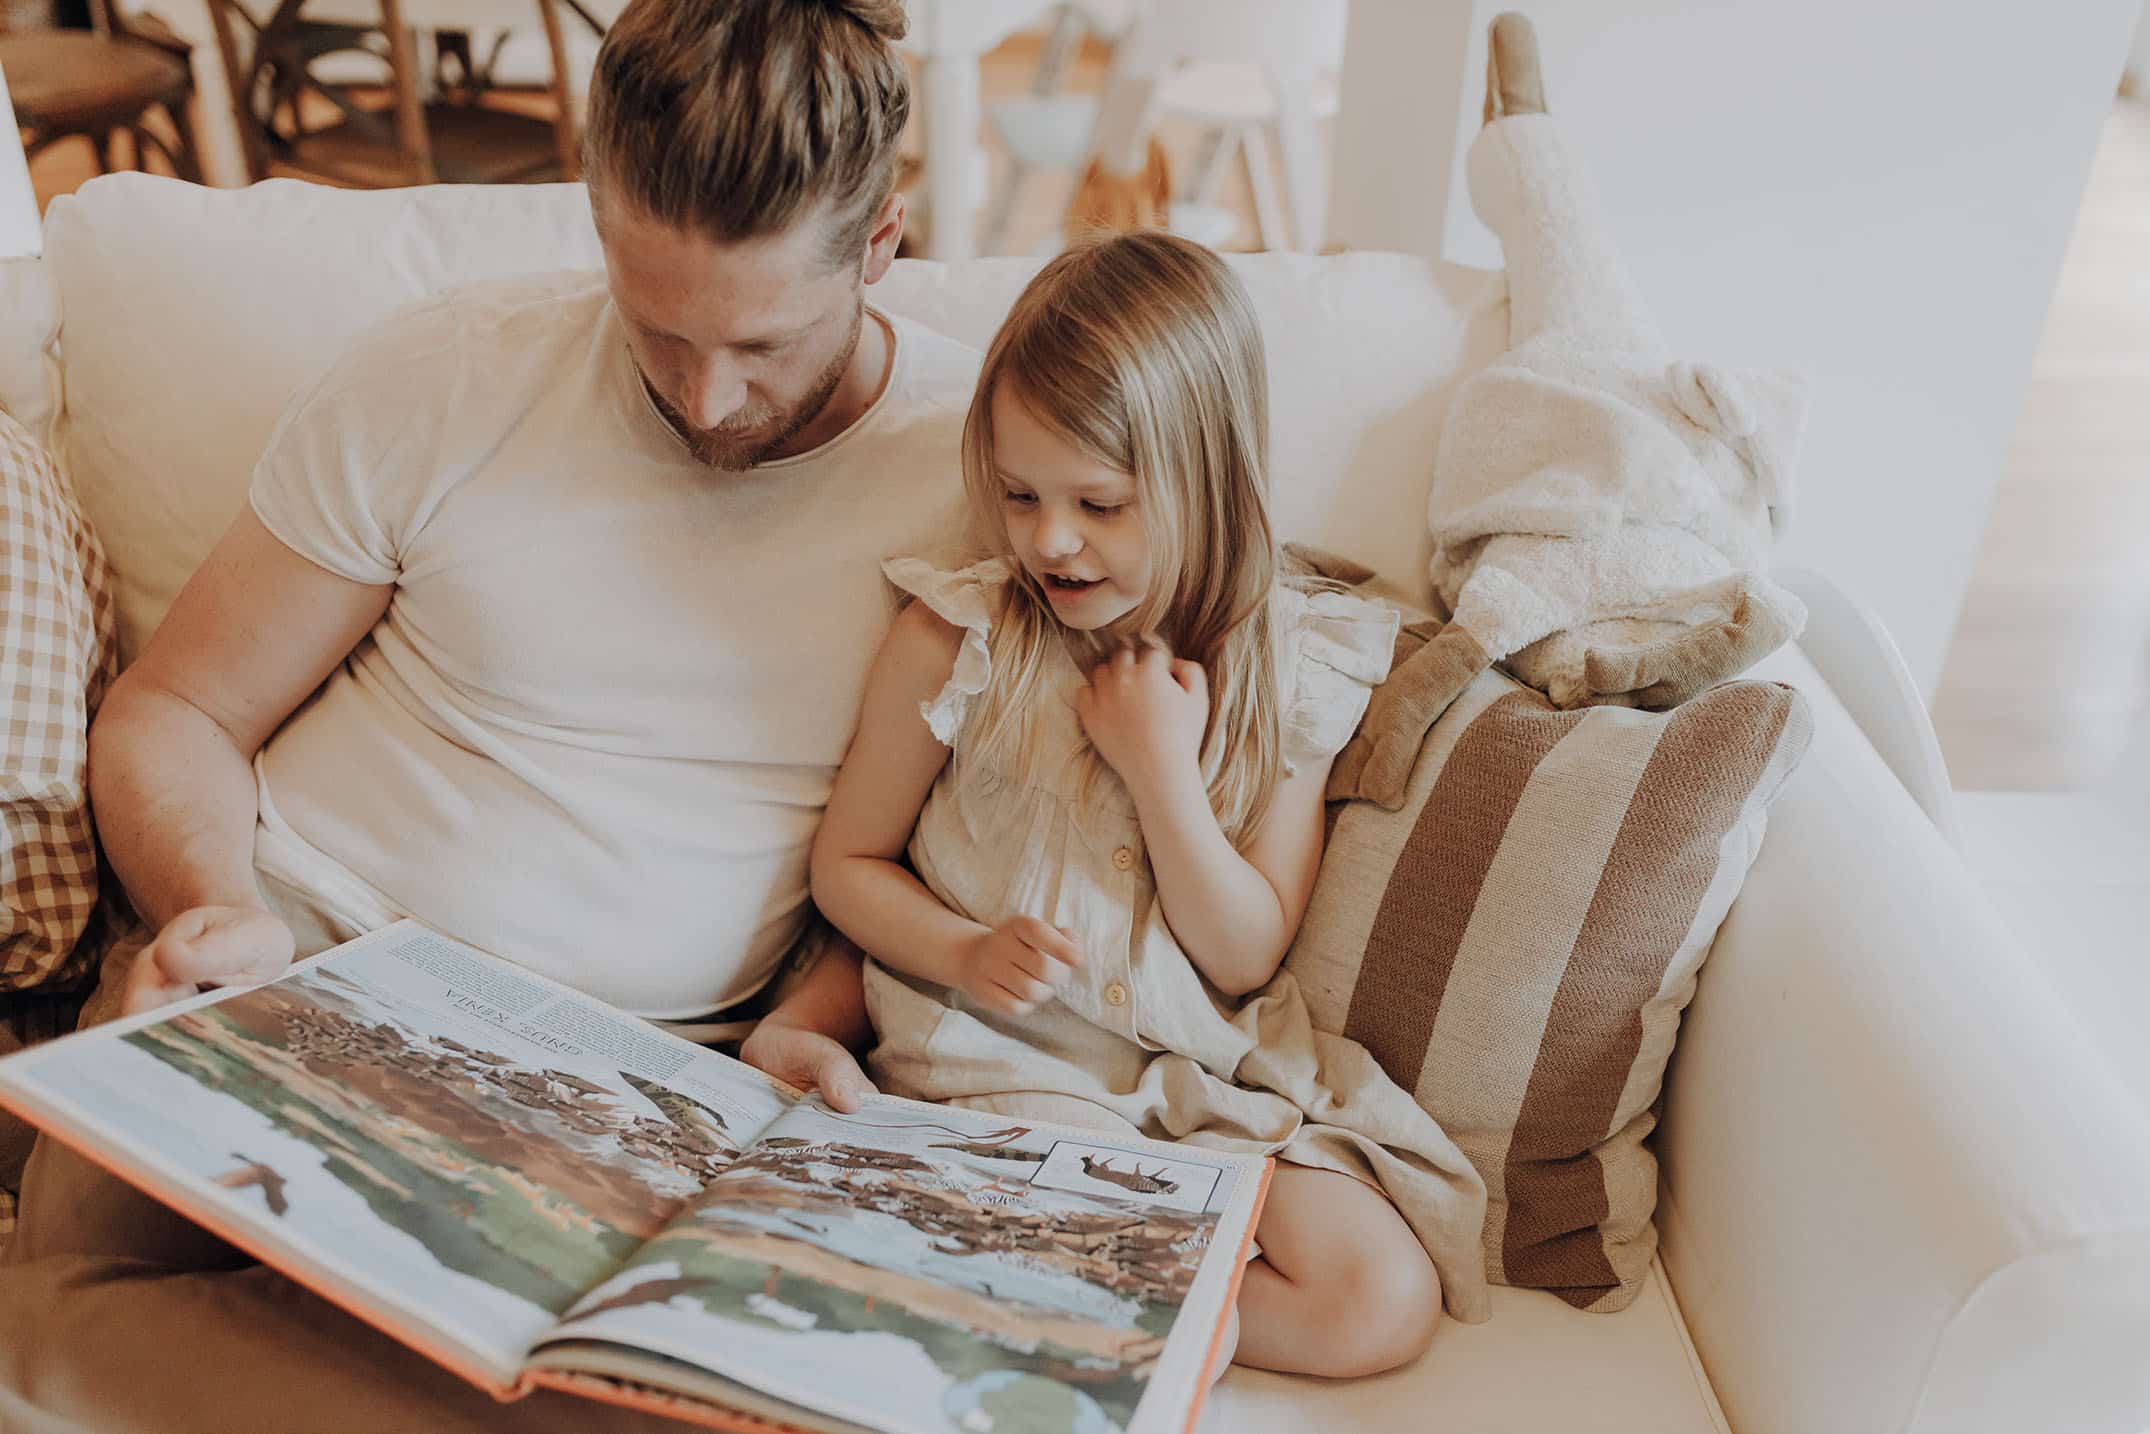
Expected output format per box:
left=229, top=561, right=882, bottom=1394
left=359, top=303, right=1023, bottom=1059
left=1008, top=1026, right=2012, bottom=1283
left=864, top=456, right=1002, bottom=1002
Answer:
left=112, top=0, right=607, bottom=184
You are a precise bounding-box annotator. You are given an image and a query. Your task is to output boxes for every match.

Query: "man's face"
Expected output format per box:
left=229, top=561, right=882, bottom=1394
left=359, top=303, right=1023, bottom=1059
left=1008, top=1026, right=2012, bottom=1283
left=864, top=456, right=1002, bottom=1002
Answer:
left=597, top=199, right=864, bottom=470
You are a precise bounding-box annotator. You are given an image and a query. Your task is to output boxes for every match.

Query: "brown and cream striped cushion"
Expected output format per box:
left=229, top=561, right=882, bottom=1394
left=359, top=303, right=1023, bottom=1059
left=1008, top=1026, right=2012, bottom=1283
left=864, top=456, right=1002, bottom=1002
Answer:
left=1, top=410, right=117, bottom=994
left=1288, top=657, right=1812, bottom=1312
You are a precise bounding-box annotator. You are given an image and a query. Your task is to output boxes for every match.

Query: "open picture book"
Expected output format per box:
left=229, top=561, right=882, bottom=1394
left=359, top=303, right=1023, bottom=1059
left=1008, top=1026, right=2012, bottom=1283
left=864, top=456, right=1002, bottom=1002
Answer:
left=0, top=921, right=1269, bottom=1434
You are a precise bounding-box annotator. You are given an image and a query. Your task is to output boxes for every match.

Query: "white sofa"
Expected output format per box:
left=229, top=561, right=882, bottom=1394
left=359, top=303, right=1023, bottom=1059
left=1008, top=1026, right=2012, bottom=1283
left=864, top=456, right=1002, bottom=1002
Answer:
left=3, top=174, right=2149, bottom=1434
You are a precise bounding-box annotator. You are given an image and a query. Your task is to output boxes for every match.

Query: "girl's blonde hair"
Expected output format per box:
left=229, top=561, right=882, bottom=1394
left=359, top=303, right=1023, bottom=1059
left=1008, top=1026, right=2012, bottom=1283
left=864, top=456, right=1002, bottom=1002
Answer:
left=960, top=231, right=1284, bottom=843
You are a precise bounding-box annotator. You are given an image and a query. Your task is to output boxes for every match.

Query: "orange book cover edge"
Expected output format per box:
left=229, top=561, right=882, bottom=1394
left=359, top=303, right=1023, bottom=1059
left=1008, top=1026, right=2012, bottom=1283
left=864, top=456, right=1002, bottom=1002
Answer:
left=1182, top=1153, right=1272, bottom=1434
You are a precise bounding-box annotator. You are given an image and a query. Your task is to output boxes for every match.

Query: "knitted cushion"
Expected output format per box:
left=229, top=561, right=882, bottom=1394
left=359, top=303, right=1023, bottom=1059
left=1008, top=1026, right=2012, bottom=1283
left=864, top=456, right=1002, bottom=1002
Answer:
left=1287, top=630, right=1811, bottom=1312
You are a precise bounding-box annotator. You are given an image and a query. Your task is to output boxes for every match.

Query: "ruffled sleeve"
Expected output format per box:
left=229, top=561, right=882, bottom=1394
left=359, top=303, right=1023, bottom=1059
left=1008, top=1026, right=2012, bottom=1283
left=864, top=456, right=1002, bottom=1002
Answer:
left=1278, top=585, right=1401, bottom=775
left=881, top=555, right=1014, bottom=747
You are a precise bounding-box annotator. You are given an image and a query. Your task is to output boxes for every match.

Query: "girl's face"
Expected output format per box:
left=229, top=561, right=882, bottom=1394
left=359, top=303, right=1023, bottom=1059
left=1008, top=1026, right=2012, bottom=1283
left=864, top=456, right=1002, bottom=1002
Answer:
left=990, top=386, right=1153, bottom=634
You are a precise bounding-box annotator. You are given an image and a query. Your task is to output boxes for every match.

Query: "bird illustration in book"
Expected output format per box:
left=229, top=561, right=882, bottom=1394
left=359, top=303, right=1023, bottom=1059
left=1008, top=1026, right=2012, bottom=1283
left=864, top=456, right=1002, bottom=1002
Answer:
left=213, top=1152, right=291, bottom=1216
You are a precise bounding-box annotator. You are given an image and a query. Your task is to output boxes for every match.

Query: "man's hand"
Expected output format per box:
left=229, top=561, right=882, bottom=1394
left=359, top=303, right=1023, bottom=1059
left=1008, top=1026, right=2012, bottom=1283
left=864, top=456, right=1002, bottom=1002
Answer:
left=739, top=1019, right=878, bottom=1113
left=958, top=917, right=1082, bottom=1015
left=121, top=906, right=295, bottom=1017
left=1075, top=641, right=1209, bottom=799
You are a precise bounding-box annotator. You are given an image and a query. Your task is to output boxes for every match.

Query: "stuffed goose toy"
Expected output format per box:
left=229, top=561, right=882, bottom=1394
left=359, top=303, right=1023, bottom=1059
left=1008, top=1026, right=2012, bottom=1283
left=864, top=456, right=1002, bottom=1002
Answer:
left=1332, top=13, right=1809, bottom=807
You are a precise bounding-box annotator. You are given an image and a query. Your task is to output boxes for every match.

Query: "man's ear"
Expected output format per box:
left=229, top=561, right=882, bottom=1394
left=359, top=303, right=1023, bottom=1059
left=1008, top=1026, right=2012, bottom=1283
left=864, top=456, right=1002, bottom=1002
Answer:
left=862, top=190, right=906, bottom=285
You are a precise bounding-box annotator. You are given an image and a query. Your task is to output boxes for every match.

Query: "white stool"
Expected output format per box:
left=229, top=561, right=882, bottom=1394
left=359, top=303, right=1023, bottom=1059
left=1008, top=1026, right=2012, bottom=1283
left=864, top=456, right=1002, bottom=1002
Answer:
left=985, top=0, right=1345, bottom=253
left=1159, top=56, right=1340, bottom=252
left=1077, top=0, right=1347, bottom=253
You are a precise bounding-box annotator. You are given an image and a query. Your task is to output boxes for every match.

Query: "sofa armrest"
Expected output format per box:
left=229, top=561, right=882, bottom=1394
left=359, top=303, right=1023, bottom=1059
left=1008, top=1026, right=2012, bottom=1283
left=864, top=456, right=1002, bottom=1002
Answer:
left=1656, top=646, right=2150, bottom=1434
left=1776, top=565, right=1961, bottom=851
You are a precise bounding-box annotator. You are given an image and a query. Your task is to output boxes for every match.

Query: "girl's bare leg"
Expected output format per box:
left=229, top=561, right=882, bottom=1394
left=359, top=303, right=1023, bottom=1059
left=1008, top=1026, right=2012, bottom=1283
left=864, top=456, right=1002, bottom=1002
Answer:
left=1232, top=1165, right=1441, bottom=1378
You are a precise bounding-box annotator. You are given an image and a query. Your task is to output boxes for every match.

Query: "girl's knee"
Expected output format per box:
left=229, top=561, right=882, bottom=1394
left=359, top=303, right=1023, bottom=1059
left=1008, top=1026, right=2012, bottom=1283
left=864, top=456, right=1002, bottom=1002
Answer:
left=1337, top=1246, right=1441, bottom=1375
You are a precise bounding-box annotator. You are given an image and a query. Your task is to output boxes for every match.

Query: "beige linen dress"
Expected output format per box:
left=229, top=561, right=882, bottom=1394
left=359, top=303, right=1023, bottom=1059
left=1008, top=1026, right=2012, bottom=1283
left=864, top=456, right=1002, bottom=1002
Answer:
left=864, top=556, right=1492, bottom=1322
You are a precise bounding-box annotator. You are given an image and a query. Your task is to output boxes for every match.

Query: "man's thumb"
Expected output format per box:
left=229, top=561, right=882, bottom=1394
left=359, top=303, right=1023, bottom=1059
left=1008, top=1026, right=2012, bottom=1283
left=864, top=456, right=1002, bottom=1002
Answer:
left=161, top=913, right=287, bottom=985
left=816, top=1046, right=878, bottom=1113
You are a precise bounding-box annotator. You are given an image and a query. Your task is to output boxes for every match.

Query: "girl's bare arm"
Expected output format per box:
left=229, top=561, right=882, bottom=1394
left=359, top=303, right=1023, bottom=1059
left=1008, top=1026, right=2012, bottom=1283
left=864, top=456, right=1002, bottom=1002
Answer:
left=809, top=602, right=989, bottom=990
left=1124, top=757, right=1330, bottom=997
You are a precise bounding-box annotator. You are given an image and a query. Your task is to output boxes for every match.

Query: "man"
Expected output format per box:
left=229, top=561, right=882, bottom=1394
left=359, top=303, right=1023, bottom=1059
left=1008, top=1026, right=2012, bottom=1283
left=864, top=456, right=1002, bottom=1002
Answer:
left=0, top=1, right=938, bottom=1426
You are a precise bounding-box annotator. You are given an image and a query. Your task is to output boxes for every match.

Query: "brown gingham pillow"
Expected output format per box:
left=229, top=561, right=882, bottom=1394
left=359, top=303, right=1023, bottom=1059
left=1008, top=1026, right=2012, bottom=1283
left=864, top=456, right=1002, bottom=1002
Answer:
left=1286, top=620, right=1812, bottom=1313
left=1, top=409, right=117, bottom=994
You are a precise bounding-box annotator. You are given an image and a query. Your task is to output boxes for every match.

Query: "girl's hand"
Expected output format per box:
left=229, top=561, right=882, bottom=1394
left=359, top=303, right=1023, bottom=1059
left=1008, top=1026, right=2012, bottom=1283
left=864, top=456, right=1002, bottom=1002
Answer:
left=1075, top=641, right=1209, bottom=797
left=959, top=917, right=1083, bottom=1014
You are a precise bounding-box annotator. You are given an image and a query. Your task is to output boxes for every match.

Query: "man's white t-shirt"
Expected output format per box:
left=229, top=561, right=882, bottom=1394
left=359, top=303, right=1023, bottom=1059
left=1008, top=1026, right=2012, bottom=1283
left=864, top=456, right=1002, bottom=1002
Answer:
left=248, top=272, right=979, bottom=1018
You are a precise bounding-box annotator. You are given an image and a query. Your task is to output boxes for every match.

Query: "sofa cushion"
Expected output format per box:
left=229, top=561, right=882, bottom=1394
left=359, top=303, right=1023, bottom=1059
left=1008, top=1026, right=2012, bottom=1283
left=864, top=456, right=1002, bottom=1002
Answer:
left=1286, top=633, right=1812, bottom=1312
left=41, top=173, right=1505, bottom=664
left=1207, top=1258, right=1727, bottom=1434
left=45, top=177, right=608, bottom=667
left=0, top=257, right=62, bottom=452
left=0, top=410, right=114, bottom=995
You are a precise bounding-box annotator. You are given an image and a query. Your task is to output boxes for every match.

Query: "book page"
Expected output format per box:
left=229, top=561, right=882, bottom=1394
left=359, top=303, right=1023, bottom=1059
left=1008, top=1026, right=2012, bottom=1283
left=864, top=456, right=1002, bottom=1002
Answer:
left=0, top=921, right=794, bottom=1391
left=529, top=1094, right=1268, bottom=1434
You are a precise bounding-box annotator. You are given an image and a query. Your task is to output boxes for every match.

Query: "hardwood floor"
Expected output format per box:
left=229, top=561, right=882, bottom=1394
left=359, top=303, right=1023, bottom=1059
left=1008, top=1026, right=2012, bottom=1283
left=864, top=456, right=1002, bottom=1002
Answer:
left=1930, top=96, right=2150, bottom=793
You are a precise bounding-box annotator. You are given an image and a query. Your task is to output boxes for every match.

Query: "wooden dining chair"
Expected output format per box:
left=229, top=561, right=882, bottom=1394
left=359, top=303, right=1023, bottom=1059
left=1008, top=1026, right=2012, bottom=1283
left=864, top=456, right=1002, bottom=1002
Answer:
left=0, top=0, right=202, bottom=181
left=203, top=0, right=581, bottom=187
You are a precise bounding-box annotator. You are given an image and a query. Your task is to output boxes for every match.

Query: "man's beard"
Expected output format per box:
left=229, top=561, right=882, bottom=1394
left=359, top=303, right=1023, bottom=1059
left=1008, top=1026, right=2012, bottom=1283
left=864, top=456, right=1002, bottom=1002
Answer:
left=647, top=304, right=864, bottom=472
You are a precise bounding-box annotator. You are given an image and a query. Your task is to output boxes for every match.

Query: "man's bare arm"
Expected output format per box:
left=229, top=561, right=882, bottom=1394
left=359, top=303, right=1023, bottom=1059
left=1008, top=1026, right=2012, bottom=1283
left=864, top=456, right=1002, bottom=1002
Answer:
left=91, top=508, right=391, bottom=1008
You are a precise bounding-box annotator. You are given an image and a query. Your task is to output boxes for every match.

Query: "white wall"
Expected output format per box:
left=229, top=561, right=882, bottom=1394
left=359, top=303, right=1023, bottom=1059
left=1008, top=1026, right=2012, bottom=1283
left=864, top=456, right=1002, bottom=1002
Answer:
left=1333, top=0, right=2140, bottom=694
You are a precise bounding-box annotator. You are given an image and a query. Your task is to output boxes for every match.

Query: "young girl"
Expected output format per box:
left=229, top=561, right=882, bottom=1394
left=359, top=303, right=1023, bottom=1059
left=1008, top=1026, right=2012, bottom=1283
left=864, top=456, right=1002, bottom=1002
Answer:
left=810, top=232, right=1489, bottom=1376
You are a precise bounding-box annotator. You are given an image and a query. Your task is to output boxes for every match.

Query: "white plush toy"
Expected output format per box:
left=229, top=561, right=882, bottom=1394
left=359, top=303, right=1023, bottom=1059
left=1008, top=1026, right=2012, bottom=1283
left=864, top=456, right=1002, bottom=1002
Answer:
left=1427, top=13, right=1808, bottom=712
left=1324, top=14, right=1811, bottom=807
